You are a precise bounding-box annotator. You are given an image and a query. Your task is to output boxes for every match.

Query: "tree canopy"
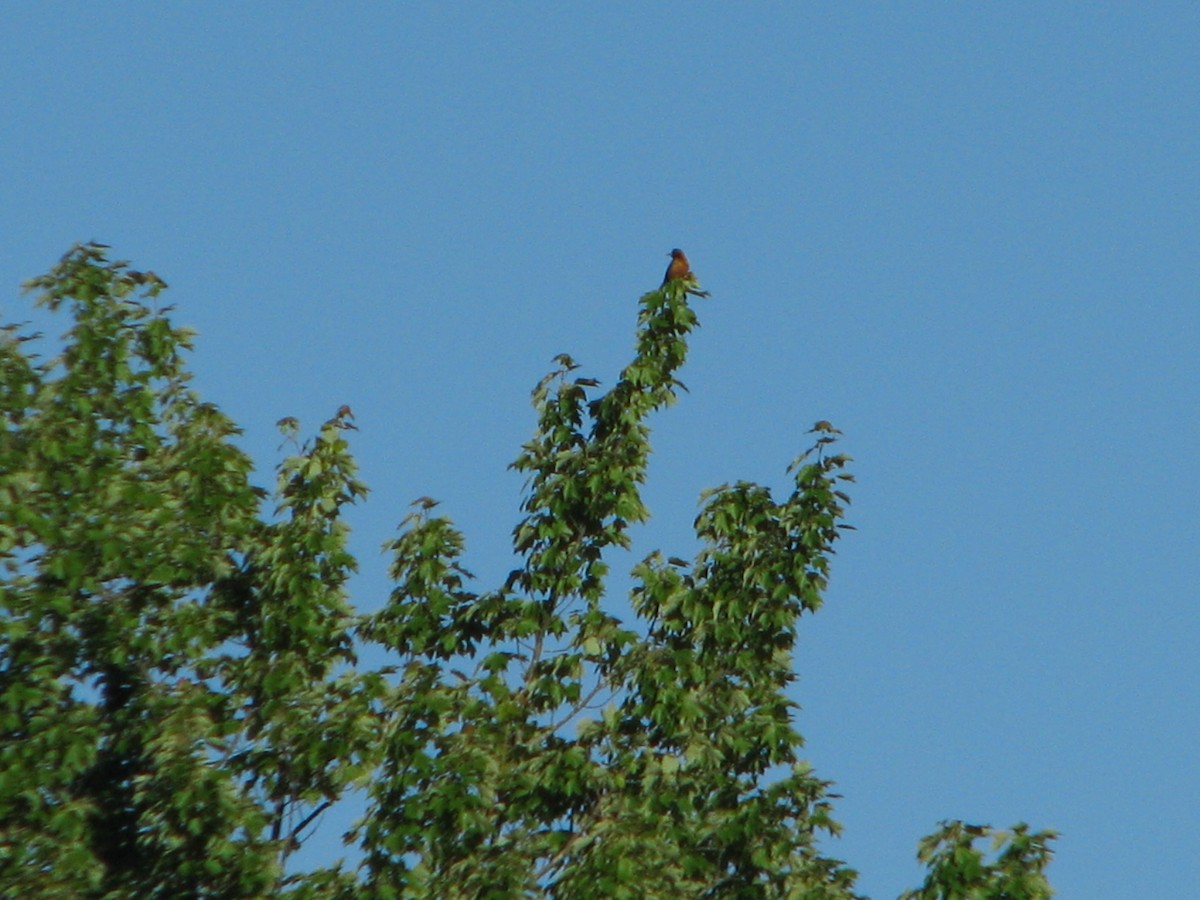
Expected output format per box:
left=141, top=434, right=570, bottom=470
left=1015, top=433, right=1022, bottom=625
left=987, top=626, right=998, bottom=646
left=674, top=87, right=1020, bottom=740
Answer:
left=0, top=244, right=1056, bottom=898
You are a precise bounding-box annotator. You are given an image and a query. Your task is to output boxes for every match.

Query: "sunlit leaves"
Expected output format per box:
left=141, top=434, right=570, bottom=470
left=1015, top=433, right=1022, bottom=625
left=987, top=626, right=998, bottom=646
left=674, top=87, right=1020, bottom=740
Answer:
left=1, top=245, right=369, bottom=897
left=900, top=820, right=1059, bottom=900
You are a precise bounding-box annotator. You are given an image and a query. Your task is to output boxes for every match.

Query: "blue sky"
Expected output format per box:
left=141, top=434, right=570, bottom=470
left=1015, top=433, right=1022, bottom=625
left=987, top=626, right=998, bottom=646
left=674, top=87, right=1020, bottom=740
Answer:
left=3, top=5, right=1197, bottom=896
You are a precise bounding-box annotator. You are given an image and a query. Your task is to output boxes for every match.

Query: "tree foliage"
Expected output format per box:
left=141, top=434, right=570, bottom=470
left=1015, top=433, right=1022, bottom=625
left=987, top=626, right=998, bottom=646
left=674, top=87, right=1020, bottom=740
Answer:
left=899, top=821, right=1057, bottom=900
left=0, top=244, right=1056, bottom=898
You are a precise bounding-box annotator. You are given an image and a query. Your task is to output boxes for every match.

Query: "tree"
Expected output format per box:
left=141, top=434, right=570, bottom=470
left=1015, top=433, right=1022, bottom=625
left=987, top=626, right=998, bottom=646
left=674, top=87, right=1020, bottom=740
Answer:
left=0, top=243, right=1056, bottom=898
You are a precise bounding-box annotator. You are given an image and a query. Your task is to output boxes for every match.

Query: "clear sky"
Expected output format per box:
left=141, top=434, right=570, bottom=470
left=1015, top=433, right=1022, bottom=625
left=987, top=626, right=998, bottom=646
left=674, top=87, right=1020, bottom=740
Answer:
left=3, top=5, right=1197, bottom=897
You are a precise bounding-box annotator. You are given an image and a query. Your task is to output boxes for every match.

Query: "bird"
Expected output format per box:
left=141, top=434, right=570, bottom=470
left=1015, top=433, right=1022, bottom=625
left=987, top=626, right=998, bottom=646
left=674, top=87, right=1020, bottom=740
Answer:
left=662, top=248, right=693, bottom=286
left=661, top=248, right=710, bottom=297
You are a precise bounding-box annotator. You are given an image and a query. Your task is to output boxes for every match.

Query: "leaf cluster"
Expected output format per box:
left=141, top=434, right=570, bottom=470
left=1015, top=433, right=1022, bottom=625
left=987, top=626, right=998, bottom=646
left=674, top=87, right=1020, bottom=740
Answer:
left=899, top=821, right=1058, bottom=900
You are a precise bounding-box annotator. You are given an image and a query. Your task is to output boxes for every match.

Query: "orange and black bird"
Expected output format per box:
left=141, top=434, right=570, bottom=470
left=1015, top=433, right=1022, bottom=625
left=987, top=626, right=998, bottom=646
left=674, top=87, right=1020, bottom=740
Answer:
left=661, top=248, right=710, bottom=296
left=662, top=248, right=693, bottom=286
